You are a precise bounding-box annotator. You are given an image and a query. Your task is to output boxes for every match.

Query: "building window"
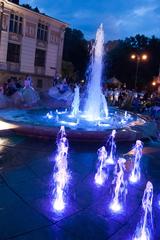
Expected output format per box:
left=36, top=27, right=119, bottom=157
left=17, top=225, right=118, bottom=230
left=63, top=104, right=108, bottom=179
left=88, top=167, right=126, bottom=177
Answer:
left=35, top=49, right=46, bottom=67
left=37, top=23, right=48, bottom=42
left=50, top=30, right=60, bottom=44
left=7, top=43, right=20, bottom=63
left=9, top=13, right=23, bottom=34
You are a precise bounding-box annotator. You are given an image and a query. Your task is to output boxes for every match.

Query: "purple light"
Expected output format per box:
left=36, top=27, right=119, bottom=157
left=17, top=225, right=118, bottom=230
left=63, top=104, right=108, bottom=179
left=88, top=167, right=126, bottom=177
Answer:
left=132, top=181, right=153, bottom=240
left=94, top=146, right=107, bottom=186
left=129, top=140, right=143, bottom=184
left=109, top=200, right=122, bottom=213
left=52, top=126, right=70, bottom=212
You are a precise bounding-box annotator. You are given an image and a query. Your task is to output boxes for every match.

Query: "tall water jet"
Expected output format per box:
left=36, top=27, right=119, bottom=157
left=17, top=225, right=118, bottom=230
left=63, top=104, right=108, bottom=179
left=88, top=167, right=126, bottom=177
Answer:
left=133, top=181, right=153, bottom=240
left=95, top=146, right=108, bottom=185
left=105, top=130, right=117, bottom=165
left=84, top=24, right=108, bottom=121
left=53, top=126, right=70, bottom=212
left=129, top=140, right=143, bottom=183
left=71, top=85, right=80, bottom=117
left=110, top=158, right=127, bottom=212
left=56, top=126, right=67, bottom=147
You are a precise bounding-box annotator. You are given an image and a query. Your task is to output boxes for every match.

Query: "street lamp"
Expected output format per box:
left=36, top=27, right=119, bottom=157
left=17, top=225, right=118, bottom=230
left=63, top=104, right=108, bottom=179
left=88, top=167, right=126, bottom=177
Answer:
left=130, top=53, right=148, bottom=89
left=152, top=81, right=156, bottom=86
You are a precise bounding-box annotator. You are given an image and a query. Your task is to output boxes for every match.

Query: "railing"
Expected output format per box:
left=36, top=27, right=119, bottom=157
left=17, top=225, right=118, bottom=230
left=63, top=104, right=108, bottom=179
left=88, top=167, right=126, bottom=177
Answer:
left=36, top=40, right=47, bottom=48
left=7, top=62, right=20, bottom=72
left=34, top=66, right=45, bottom=75
left=9, top=33, right=22, bottom=43
left=0, top=62, right=7, bottom=71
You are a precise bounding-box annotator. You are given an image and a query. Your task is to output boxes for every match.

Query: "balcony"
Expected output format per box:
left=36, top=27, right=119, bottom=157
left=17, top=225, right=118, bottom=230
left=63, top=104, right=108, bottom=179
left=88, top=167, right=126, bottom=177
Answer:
left=7, top=62, right=20, bottom=72
left=9, top=33, right=22, bottom=43
left=36, top=40, right=47, bottom=49
left=35, top=66, right=45, bottom=75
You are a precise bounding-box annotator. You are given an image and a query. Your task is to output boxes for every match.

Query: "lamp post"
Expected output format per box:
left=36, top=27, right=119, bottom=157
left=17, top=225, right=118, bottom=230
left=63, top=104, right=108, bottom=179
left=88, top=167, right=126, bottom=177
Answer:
left=0, top=1, right=4, bottom=46
left=131, top=53, right=148, bottom=89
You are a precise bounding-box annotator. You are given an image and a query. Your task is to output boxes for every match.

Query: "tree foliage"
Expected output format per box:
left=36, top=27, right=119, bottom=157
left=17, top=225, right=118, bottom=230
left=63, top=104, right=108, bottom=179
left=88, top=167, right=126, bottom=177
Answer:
left=107, top=34, right=160, bottom=89
left=63, top=28, right=89, bottom=80
left=21, top=4, right=40, bottom=13
left=63, top=29, right=160, bottom=89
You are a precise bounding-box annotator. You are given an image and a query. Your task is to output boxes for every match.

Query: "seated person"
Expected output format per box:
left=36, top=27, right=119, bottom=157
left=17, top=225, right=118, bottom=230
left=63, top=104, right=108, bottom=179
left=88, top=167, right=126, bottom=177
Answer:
left=0, top=86, right=9, bottom=108
left=5, top=78, right=17, bottom=96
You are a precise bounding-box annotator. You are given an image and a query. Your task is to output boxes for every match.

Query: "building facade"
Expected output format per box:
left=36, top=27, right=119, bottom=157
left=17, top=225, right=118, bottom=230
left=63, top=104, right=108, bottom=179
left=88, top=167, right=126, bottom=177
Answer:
left=0, top=0, right=68, bottom=90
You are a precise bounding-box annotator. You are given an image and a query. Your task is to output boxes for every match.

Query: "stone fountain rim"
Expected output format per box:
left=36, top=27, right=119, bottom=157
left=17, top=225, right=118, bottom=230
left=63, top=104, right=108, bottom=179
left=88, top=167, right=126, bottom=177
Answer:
left=0, top=108, right=157, bottom=142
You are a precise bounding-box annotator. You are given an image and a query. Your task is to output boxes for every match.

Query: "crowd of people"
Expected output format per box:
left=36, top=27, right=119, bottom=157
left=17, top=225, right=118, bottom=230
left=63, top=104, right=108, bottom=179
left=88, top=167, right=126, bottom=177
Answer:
left=1, top=74, right=160, bottom=119
left=2, top=77, right=23, bottom=97
left=49, top=75, right=160, bottom=119
left=48, top=76, right=78, bottom=104
left=0, top=76, right=39, bottom=108
left=104, top=87, right=160, bottom=118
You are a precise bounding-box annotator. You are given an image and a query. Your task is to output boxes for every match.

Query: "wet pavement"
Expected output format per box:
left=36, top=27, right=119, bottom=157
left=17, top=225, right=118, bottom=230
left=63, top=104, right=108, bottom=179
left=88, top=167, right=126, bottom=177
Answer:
left=0, top=129, right=160, bottom=240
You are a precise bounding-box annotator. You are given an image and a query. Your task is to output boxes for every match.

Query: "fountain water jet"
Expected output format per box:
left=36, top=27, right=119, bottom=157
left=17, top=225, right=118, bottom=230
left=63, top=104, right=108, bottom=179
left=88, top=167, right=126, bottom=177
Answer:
left=105, top=130, right=117, bottom=165
left=71, top=85, right=80, bottom=117
left=129, top=140, right=143, bottom=183
left=56, top=126, right=66, bottom=145
left=133, top=181, right=153, bottom=240
left=110, top=158, right=127, bottom=212
left=101, top=94, right=109, bottom=118
left=95, top=146, right=108, bottom=185
left=53, top=126, right=70, bottom=212
left=84, top=23, right=108, bottom=121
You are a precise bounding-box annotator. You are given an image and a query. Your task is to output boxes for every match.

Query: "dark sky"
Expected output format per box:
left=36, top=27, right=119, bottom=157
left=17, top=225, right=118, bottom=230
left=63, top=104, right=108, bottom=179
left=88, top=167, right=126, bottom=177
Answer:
left=21, top=0, right=160, bottom=41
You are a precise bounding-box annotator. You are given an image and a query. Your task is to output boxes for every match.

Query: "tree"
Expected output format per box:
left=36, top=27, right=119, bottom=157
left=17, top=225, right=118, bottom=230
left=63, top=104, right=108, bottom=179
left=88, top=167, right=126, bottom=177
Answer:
left=106, top=35, right=160, bottom=90
left=62, top=61, right=74, bottom=79
left=63, top=28, right=89, bottom=81
left=21, top=4, right=32, bottom=10
left=21, top=4, right=40, bottom=13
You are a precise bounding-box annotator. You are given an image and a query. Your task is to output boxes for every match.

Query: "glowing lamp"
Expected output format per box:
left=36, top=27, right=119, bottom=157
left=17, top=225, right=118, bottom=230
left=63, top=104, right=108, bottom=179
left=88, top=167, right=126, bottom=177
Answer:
left=141, top=54, right=148, bottom=61
left=131, top=54, right=136, bottom=60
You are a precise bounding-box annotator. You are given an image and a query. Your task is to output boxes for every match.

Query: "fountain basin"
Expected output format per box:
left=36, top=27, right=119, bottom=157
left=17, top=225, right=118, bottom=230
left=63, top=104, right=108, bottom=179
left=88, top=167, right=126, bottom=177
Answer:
left=0, top=107, right=157, bottom=142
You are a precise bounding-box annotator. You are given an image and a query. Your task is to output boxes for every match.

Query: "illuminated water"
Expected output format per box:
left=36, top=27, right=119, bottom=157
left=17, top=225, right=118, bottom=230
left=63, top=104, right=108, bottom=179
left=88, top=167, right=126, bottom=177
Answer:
left=0, top=25, right=149, bottom=134
left=133, top=181, right=153, bottom=240
left=129, top=140, right=143, bottom=183
left=71, top=85, right=80, bottom=117
left=0, top=107, right=146, bottom=132
left=105, top=130, right=117, bottom=164
left=53, top=126, right=70, bottom=212
left=110, top=158, right=127, bottom=212
left=84, top=24, right=108, bottom=121
left=95, top=146, right=108, bottom=185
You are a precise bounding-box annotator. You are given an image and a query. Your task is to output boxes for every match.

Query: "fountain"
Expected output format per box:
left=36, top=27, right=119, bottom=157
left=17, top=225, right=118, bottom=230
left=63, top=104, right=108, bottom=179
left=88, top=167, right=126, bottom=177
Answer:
left=53, top=126, right=70, bottom=212
left=133, top=181, right=153, bottom=240
left=95, top=146, right=108, bottom=185
left=84, top=24, right=108, bottom=121
left=110, top=158, right=127, bottom=212
left=105, top=130, right=117, bottom=165
left=129, top=140, right=143, bottom=183
left=0, top=24, right=157, bottom=142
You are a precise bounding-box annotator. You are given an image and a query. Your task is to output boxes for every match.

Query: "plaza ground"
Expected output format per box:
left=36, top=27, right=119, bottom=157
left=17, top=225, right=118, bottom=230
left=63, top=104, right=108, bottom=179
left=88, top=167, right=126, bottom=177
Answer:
left=0, top=128, right=160, bottom=240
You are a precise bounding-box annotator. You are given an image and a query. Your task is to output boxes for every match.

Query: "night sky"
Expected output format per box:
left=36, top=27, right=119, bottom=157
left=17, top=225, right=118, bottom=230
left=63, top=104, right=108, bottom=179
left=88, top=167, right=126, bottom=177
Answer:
left=20, top=0, right=160, bottom=41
